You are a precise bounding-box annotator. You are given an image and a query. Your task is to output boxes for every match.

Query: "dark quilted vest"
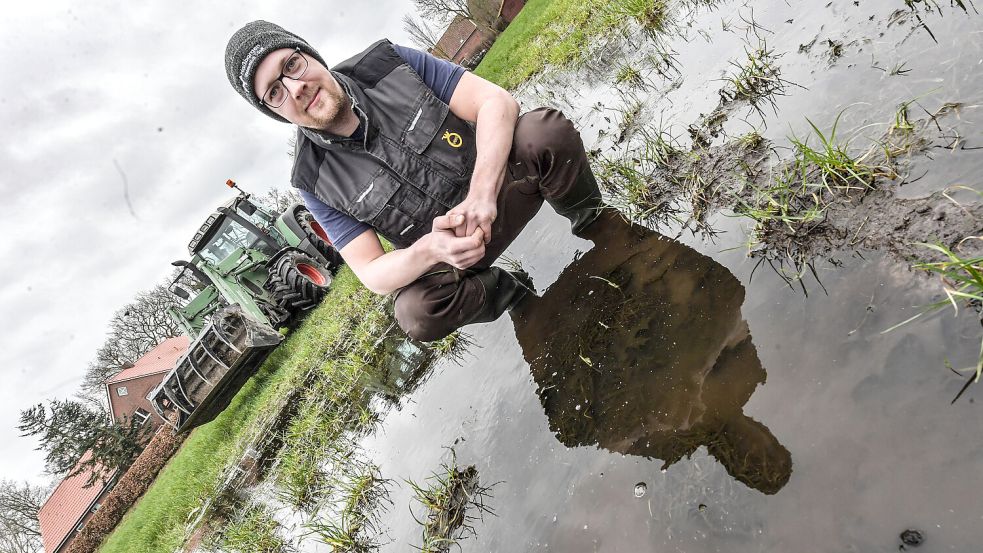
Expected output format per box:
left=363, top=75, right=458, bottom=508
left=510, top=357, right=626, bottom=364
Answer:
left=290, top=40, right=476, bottom=249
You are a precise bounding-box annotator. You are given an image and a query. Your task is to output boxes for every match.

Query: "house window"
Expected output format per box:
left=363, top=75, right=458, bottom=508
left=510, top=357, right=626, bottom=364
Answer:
left=116, top=386, right=128, bottom=396
left=133, top=408, right=151, bottom=425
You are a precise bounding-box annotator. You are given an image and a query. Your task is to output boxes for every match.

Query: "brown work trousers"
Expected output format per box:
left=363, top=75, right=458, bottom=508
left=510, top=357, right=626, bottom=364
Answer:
left=393, top=107, right=590, bottom=341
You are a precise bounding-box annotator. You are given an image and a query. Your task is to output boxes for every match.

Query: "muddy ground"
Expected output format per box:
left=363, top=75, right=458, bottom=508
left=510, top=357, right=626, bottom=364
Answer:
left=551, top=0, right=983, bottom=275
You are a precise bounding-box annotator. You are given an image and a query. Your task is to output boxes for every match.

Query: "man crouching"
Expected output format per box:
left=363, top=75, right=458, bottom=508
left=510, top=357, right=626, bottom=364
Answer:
left=225, top=21, right=604, bottom=341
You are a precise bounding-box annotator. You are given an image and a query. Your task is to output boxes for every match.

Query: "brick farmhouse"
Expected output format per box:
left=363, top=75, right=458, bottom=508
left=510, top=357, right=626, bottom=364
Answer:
left=432, top=0, right=526, bottom=67
left=37, top=336, right=188, bottom=553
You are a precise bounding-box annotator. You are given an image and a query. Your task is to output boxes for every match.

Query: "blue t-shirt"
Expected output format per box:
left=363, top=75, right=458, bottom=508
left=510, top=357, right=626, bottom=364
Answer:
left=297, top=45, right=466, bottom=250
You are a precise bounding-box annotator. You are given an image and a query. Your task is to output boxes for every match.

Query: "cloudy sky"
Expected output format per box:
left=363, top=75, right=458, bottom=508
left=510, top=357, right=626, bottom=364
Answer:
left=0, top=0, right=420, bottom=486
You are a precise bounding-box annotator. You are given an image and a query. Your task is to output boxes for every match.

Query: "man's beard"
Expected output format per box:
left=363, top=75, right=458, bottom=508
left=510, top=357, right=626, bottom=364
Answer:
left=308, top=86, right=351, bottom=132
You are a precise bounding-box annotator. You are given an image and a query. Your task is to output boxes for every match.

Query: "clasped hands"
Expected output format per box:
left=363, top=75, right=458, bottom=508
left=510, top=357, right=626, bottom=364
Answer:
left=423, top=193, right=497, bottom=270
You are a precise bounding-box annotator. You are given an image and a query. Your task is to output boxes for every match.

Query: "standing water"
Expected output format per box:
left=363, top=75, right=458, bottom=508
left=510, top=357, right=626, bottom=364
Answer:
left=357, top=1, right=983, bottom=551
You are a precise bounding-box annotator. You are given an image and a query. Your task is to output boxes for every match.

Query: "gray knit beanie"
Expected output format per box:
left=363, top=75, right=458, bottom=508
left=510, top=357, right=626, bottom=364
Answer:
left=224, top=20, right=329, bottom=123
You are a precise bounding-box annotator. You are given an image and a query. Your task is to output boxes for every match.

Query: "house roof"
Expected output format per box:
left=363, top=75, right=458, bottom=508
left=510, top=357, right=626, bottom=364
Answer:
left=434, top=15, right=480, bottom=60
left=38, top=452, right=112, bottom=553
left=105, top=336, right=189, bottom=384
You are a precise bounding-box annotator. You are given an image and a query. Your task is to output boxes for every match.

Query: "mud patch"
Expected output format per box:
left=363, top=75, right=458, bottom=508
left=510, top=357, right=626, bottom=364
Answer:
left=725, top=104, right=982, bottom=274
left=607, top=95, right=981, bottom=279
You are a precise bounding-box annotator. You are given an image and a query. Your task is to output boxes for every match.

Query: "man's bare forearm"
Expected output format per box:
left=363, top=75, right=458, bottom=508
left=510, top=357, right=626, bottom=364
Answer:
left=347, top=237, right=438, bottom=295
left=343, top=216, right=486, bottom=295
left=468, top=91, right=519, bottom=200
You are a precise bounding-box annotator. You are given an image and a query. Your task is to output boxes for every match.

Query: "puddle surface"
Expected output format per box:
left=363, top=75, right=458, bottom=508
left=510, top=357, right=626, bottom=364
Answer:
left=355, top=1, right=982, bottom=551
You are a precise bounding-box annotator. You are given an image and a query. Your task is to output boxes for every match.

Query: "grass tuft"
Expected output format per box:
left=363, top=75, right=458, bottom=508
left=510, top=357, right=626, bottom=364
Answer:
left=601, top=0, right=671, bottom=37
left=615, top=64, right=645, bottom=88
left=217, top=503, right=293, bottom=553
left=304, top=462, right=392, bottom=552
left=719, top=39, right=798, bottom=116
left=595, top=126, right=687, bottom=228
left=406, top=452, right=496, bottom=553
left=883, top=239, right=983, bottom=402
left=732, top=111, right=884, bottom=278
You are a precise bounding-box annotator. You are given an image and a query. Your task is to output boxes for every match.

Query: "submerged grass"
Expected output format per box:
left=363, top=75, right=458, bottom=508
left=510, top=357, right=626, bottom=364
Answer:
left=615, top=64, right=645, bottom=88
left=875, top=99, right=961, bottom=165
left=406, top=453, right=496, bottom=553
left=474, top=0, right=676, bottom=90
left=97, top=271, right=388, bottom=553
left=902, top=0, right=977, bottom=43
left=304, top=462, right=392, bottom=552
left=218, top=503, right=293, bottom=553
left=270, top=301, right=408, bottom=511
left=884, top=240, right=983, bottom=402
left=720, top=40, right=787, bottom=109
left=595, top=125, right=687, bottom=228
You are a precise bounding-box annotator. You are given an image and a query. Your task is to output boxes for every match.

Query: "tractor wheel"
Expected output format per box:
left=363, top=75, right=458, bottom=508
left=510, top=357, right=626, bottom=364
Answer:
left=296, top=208, right=344, bottom=271
left=266, top=251, right=332, bottom=315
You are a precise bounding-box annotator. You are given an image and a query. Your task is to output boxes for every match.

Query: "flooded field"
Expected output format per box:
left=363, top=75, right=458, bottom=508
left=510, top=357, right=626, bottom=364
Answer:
left=198, top=1, right=982, bottom=551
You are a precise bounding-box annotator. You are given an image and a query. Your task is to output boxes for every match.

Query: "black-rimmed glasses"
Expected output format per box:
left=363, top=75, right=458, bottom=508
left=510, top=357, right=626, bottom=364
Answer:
left=260, top=49, right=309, bottom=108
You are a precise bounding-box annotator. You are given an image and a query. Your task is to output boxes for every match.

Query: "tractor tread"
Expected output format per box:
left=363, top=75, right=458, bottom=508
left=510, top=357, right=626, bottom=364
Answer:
left=265, top=251, right=332, bottom=320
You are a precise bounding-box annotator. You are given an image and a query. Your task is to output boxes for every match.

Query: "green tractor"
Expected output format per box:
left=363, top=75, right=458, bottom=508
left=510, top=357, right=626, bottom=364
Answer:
left=150, top=180, right=344, bottom=431
left=167, top=180, right=342, bottom=337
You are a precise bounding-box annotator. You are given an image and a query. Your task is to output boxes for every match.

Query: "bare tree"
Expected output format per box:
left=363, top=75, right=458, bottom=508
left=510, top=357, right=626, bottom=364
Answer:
left=258, top=186, right=303, bottom=214
left=78, top=283, right=181, bottom=406
left=402, top=14, right=452, bottom=58
left=413, top=0, right=472, bottom=25
left=411, top=0, right=502, bottom=33
left=0, top=479, right=45, bottom=553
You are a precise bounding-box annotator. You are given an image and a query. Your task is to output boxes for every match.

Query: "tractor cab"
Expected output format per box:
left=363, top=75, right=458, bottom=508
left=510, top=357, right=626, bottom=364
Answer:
left=195, top=214, right=278, bottom=265
left=189, top=195, right=285, bottom=266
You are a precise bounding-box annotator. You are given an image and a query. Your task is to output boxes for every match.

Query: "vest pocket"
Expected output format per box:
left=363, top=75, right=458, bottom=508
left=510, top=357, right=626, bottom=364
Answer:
left=403, top=95, right=475, bottom=178
left=347, top=169, right=400, bottom=221
left=347, top=170, right=431, bottom=247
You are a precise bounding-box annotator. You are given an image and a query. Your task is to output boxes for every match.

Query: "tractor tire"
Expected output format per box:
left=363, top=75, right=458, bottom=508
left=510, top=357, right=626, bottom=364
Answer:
left=296, top=208, right=344, bottom=271
left=266, top=251, right=332, bottom=315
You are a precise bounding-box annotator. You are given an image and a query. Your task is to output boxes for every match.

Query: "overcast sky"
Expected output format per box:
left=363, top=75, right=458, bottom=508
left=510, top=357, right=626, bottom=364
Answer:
left=0, top=1, right=421, bottom=486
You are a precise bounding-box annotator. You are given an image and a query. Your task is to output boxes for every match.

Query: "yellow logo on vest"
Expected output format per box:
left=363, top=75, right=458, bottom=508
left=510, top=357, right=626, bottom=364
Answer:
left=442, top=131, right=463, bottom=148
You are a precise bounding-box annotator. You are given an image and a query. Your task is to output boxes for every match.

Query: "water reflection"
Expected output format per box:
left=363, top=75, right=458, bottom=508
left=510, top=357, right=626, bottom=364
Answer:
left=510, top=214, right=792, bottom=494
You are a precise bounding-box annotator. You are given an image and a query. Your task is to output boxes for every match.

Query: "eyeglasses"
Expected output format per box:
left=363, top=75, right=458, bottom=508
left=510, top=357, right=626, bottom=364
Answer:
left=260, top=49, right=309, bottom=108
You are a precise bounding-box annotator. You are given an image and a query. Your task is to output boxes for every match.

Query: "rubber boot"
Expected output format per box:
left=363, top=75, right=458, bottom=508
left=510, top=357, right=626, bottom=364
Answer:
left=465, top=268, right=535, bottom=325
left=546, top=166, right=605, bottom=236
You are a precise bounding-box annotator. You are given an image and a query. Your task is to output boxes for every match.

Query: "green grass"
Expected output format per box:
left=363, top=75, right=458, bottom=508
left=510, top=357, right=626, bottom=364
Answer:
left=474, top=0, right=673, bottom=89
left=217, top=503, right=291, bottom=553
left=406, top=453, right=494, bottom=553
left=883, top=240, right=983, bottom=401
left=97, top=270, right=386, bottom=553
left=720, top=39, right=789, bottom=112
left=615, top=64, right=645, bottom=88
left=303, top=462, right=391, bottom=552
left=788, top=114, right=877, bottom=194
left=730, top=112, right=883, bottom=280
left=595, top=126, right=686, bottom=227
left=735, top=112, right=876, bottom=234
left=270, top=286, right=424, bottom=510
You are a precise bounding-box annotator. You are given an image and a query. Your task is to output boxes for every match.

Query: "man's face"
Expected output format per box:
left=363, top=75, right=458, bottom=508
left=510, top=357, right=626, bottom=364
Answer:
left=253, top=47, right=348, bottom=130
